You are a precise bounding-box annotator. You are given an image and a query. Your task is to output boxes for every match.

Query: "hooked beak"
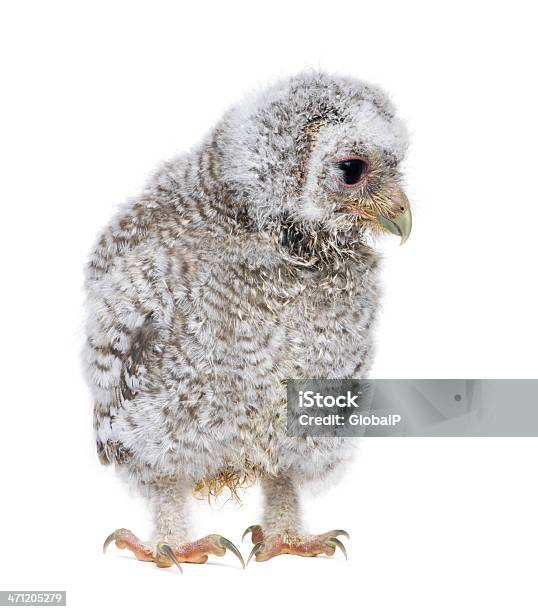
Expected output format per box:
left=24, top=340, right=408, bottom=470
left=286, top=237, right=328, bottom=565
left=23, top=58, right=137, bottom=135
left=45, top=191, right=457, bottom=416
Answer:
left=376, top=189, right=412, bottom=244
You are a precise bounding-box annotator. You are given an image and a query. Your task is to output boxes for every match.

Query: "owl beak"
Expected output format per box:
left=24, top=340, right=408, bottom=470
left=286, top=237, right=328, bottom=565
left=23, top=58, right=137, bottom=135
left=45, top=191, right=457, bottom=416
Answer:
left=376, top=189, right=412, bottom=244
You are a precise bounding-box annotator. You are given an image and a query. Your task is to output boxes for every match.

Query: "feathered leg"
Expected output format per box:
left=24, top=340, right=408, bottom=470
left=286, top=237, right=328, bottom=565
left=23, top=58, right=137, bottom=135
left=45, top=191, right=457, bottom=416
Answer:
left=103, top=478, right=244, bottom=571
left=244, top=475, right=349, bottom=563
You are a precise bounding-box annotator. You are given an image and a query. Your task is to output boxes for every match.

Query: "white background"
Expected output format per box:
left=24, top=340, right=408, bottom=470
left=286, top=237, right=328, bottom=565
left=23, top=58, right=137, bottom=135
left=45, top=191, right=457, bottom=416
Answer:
left=1, top=1, right=537, bottom=610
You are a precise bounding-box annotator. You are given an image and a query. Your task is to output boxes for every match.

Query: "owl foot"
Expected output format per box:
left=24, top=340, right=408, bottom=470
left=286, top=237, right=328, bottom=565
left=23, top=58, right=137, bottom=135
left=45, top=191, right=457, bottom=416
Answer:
left=243, top=527, right=349, bottom=563
left=241, top=524, right=265, bottom=544
left=103, top=528, right=245, bottom=571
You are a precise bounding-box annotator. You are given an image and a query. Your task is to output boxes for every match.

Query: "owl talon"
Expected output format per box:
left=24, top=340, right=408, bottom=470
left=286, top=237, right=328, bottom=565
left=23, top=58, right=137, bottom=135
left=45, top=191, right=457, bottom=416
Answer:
left=247, top=542, right=265, bottom=565
left=242, top=524, right=264, bottom=543
left=324, top=529, right=350, bottom=540
left=208, top=534, right=245, bottom=568
left=102, top=530, right=120, bottom=554
left=102, top=528, right=153, bottom=561
left=156, top=542, right=183, bottom=573
left=326, top=537, right=347, bottom=560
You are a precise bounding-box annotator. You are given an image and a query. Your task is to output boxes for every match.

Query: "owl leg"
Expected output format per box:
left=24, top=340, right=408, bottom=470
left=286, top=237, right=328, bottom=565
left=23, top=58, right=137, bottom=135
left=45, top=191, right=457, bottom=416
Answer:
left=243, top=475, right=349, bottom=563
left=102, top=478, right=244, bottom=571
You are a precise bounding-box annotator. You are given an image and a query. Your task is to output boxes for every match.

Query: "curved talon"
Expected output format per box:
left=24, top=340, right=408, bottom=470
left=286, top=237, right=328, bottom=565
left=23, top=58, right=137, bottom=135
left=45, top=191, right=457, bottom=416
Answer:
left=247, top=542, right=265, bottom=565
left=242, top=524, right=261, bottom=543
left=102, top=530, right=119, bottom=554
left=156, top=543, right=183, bottom=573
left=326, top=537, right=347, bottom=560
left=325, top=529, right=350, bottom=540
left=211, top=535, right=245, bottom=569
left=102, top=528, right=132, bottom=554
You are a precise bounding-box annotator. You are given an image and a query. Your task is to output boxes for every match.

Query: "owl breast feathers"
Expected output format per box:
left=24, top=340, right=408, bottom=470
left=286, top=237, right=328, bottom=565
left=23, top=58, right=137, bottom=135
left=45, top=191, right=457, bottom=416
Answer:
left=83, top=71, right=409, bottom=491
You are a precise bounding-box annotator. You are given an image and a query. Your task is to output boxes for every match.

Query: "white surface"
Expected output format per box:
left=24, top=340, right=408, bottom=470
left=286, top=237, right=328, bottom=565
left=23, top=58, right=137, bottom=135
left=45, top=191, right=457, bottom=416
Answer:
left=1, top=1, right=537, bottom=611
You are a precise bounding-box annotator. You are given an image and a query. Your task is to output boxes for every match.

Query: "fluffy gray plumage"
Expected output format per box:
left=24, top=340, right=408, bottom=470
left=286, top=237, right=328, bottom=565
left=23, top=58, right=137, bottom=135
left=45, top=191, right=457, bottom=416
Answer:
left=84, top=71, right=410, bottom=566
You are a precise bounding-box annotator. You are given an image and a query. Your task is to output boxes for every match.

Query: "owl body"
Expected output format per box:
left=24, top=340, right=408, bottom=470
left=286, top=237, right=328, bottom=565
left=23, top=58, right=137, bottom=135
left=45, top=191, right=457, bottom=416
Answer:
left=85, top=72, right=407, bottom=496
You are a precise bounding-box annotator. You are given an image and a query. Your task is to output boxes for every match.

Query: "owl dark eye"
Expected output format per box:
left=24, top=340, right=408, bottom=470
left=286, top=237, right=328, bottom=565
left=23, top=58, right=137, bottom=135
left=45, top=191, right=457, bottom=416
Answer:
left=337, top=158, right=368, bottom=185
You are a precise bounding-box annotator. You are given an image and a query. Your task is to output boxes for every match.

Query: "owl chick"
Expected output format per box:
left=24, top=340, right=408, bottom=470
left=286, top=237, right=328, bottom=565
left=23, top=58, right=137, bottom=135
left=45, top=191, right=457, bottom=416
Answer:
left=84, top=72, right=411, bottom=570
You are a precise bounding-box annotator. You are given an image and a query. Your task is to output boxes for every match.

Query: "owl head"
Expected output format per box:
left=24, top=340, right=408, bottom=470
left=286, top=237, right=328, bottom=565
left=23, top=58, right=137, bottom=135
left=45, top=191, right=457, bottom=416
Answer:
left=217, top=71, right=411, bottom=245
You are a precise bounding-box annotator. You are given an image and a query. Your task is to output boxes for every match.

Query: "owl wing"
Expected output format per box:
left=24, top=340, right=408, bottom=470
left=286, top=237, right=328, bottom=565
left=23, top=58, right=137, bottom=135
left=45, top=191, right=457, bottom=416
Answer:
left=84, top=285, right=161, bottom=465
left=84, top=210, right=173, bottom=465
